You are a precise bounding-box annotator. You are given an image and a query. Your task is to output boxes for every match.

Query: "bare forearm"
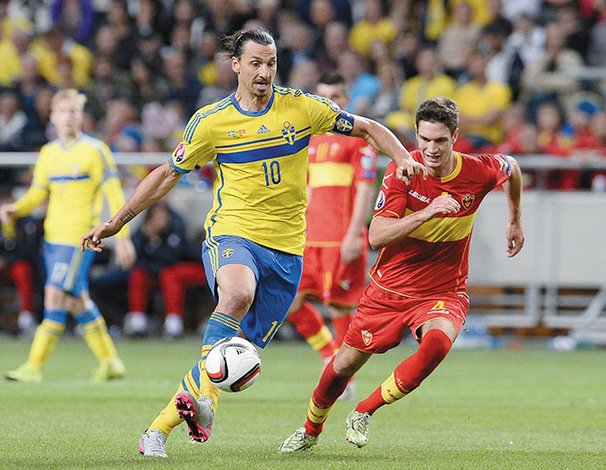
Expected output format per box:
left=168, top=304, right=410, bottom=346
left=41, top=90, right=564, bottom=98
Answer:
left=107, top=163, right=181, bottom=230
left=355, top=117, right=411, bottom=166
left=503, top=158, right=523, bottom=224
left=369, top=211, right=432, bottom=249
left=346, top=182, right=375, bottom=237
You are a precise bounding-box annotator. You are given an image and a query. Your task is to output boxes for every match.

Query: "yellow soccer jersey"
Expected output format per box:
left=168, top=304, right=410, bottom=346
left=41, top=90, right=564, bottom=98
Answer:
left=14, top=135, right=130, bottom=246
left=171, top=86, right=351, bottom=255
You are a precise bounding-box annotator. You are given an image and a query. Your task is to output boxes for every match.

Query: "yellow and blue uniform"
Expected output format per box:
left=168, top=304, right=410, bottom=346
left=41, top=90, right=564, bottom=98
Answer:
left=170, top=85, right=350, bottom=347
left=14, top=134, right=130, bottom=294
left=151, top=85, right=357, bottom=436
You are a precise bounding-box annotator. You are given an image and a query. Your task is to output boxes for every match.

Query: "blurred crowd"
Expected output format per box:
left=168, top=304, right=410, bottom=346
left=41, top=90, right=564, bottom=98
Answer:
left=1, top=0, right=606, bottom=337
left=0, top=0, right=605, bottom=191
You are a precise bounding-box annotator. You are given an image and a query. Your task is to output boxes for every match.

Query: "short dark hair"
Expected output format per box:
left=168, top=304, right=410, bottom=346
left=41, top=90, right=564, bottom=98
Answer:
left=317, top=71, right=345, bottom=87
left=415, top=97, right=459, bottom=135
left=222, top=28, right=275, bottom=59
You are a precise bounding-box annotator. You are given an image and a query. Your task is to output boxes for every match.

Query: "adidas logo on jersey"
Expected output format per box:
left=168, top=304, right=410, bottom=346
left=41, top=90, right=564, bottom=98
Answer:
left=257, top=124, right=271, bottom=134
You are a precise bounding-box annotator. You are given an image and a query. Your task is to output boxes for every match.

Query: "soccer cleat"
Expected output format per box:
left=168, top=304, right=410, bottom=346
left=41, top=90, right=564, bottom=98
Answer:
left=5, top=362, right=42, bottom=383
left=175, top=391, right=214, bottom=443
left=278, top=427, right=318, bottom=453
left=345, top=410, right=371, bottom=448
left=338, top=380, right=356, bottom=401
left=91, top=358, right=126, bottom=382
left=138, top=429, right=168, bottom=458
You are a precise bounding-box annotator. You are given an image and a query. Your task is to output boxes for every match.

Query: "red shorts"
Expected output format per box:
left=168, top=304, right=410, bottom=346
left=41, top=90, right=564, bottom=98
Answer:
left=344, top=282, right=469, bottom=354
left=298, top=245, right=367, bottom=307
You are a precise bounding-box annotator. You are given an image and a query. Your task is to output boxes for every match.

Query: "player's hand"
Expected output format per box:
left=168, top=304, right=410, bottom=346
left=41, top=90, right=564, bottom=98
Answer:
left=426, top=194, right=460, bottom=217
left=340, top=232, right=362, bottom=265
left=80, top=221, right=122, bottom=252
left=0, top=203, right=16, bottom=224
left=397, top=158, right=428, bottom=184
left=115, top=237, right=136, bottom=269
left=506, top=221, right=524, bottom=258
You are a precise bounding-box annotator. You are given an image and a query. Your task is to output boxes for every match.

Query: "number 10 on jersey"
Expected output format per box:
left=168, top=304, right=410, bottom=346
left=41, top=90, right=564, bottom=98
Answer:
left=262, top=160, right=281, bottom=186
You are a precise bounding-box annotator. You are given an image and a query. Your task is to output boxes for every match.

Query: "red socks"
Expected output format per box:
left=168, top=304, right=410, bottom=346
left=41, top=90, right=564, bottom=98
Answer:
left=356, top=329, right=452, bottom=415
left=304, top=356, right=351, bottom=436
left=289, top=301, right=337, bottom=360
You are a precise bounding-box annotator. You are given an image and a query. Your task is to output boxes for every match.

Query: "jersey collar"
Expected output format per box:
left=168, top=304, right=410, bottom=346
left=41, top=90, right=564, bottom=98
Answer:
left=440, top=152, right=462, bottom=183
left=230, top=86, right=275, bottom=117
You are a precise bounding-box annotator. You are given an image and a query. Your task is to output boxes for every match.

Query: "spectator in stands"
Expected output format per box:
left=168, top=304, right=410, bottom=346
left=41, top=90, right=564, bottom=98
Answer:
left=128, top=57, right=169, bottom=112
left=437, top=1, right=481, bottom=80
left=85, top=55, right=132, bottom=118
left=521, top=22, right=583, bottom=122
left=554, top=2, right=593, bottom=62
left=288, top=58, right=320, bottom=93
left=277, top=20, right=316, bottom=85
left=197, top=55, right=237, bottom=107
left=386, top=47, right=456, bottom=145
left=393, top=29, right=420, bottom=80
left=337, top=49, right=379, bottom=116
left=123, top=201, right=206, bottom=338
left=22, top=86, right=54, bottom=151
left=481, top=21, right=524, bottom=100
left=160, top=49, right=202, bottom=117
left=101, top=0, right=137, bottom=71
left=134, top=0, right=165, bottom=40
left=30, top=26, right=94, bottom=88
left=454, top=49, right=512, bottom=150
left=535, top=101, right=578, bottom=190
left=366, top=59, right=402, bottom=122
left=194, top=30, right=221, bottom=87
left=587, top=0, right=606, bottom=67
left=0, top=90, right=27, bottom=151
left=314, top=21, right=349, bottom=72
left=348, top=0, right=397, bottom=58
left=0, top=192, right=43, bottom=337
left=0, top=24, right=32, bottom=88
left=50, top=0, right=96, bottom=45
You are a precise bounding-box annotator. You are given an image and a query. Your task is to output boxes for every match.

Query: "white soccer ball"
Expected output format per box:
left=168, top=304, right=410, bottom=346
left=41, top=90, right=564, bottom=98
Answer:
left=205, top=337, right=261, bottom=392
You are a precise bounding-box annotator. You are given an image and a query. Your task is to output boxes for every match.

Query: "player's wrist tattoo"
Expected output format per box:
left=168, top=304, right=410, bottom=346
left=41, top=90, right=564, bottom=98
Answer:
left=119, top=209, right=137, bottom=225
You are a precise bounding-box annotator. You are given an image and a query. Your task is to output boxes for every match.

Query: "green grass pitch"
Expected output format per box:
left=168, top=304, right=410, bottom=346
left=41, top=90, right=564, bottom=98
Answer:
left=1, top=336, right=604, bottom=469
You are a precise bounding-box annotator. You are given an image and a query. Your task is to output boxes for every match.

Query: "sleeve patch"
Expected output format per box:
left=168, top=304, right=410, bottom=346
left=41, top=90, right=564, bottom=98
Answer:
left=374, top=189, right=386, bottom=210
left=332, top=111, right=354, bottom=135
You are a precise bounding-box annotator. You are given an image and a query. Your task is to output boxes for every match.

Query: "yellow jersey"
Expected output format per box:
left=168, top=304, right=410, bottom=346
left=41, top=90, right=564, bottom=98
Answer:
left=14, top=135, right=130, bottom=246
left=171, top=86, right=349, bottom=255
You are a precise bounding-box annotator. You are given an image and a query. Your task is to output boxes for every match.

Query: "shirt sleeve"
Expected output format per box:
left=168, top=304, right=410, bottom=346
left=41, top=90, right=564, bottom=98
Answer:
left=170, top=111, right=215, bottom=173
left=13, top=149, right=49, bottom=217
left=476, top=153, right=514, bottom=189
left=304, top=93, right=344, bottom=136
left=372, top=161, right=408, bottom=219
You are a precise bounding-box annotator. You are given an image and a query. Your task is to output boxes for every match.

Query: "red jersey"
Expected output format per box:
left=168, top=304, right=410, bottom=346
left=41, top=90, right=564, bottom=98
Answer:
left=306, top=133, right=378, bottom=245
left=370, top=150, right=513, bottom=297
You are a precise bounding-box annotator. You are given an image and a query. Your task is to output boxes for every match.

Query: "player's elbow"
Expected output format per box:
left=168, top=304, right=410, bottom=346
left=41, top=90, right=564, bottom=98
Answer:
left=368, top=230, right=386, bottom=250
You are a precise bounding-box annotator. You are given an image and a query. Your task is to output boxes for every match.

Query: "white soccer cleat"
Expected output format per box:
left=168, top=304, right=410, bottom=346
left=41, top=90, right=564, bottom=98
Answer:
left=138, top=429, right=168, bottom=458
left=175, top=391, right=214, bottom=442
left=278, top=427, right=318, bottom=453
left=345, top=410, right=371, bottom=448
left=163, top=314, right=184, bottom=339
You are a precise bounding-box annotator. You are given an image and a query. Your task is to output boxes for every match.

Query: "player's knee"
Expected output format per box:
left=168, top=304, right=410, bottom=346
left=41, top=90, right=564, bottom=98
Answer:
left=220, top=288, right=255, bottom=314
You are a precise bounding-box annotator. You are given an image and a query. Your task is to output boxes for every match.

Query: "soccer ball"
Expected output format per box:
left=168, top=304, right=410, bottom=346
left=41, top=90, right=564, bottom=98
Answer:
left=205, top=337, right=261, bottom=392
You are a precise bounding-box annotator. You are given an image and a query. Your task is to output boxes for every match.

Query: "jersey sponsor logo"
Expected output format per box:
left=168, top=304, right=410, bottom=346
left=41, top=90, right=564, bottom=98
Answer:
left=361, top=329, right=373, bottom=346
left=381, top=172, right=393, bottom=189
left=257, top=124, right=271, bottom=134
left=228, top=129, right=246, bottom=139
left=222, top=248, right=234, bottom=258
left=462, top=194, right=475, bottom=209
left=174, top=143, right=186, bottom=163
left=281, top=121, right=296, bottom=145
left=374, top=190, right=386, bottom=210
left=408, top=189, right=430, bottom=204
